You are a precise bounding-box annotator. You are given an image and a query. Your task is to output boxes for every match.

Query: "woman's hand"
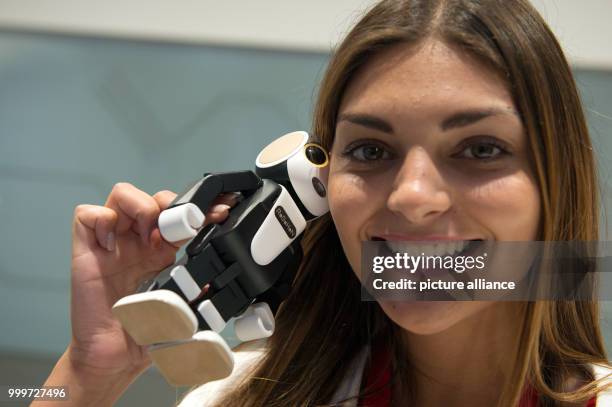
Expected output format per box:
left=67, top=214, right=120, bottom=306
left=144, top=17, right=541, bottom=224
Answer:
left=67, top=182, right=237, bottom=380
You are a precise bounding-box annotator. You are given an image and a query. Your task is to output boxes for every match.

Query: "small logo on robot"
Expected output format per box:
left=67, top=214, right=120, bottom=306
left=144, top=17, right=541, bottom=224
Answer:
left=274, top=206, right=296, bottom=238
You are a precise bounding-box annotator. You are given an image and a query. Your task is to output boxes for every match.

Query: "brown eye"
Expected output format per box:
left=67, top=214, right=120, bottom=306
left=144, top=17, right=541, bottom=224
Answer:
left=457, top=139, right=508, bottom=161
left=348, top=144, right=391, bottom=161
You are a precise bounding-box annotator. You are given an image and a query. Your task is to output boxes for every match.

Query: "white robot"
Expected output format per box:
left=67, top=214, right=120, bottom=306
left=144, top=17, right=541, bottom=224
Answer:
left=112, top=131, right=329, bottom=386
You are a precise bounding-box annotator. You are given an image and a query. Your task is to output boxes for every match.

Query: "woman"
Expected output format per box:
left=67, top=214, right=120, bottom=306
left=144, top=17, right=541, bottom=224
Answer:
left=37, top=0, right=611, bottom=406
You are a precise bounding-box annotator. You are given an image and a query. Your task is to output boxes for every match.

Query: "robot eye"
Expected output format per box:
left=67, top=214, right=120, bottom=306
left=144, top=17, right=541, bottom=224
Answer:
left=304, top=144, right=328, bottom=166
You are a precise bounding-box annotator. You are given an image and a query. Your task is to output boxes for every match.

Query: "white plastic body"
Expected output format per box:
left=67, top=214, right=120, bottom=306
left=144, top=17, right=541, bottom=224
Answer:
left=158, top=203, right=205, bottom=243
left=233, top=302, right=275, bottom=342
left=170, top=265, right=201, bottom=301
left=286, top=144, right=329, bottom=217
left=250, top=185, right=306, bottom=266
left=255, top=131, right=308, bottom=168
left=255, top=131, right=329, bottom=218
left=197, top=299, right=227, bottom=333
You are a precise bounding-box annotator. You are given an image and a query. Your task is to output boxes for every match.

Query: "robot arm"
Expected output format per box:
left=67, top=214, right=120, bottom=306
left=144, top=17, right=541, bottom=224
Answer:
left=157, top=171, right=262, bottom=243
left=111, top=131, right=328, bottom=386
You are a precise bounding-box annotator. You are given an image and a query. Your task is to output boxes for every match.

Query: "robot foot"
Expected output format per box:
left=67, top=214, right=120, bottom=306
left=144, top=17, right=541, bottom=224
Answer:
left=234, top=302, right=275, bottom=342
left=149, top=330, right=234, bottom=387
left=112, top=290, right=198, bottom=345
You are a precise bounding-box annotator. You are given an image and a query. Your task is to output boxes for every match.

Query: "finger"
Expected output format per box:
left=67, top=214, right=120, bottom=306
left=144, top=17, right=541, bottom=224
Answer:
left=73, top=204, right=118, bottom=254
left=152, top=190, right=178, bottom=211
left=152, top=192, right=240, bottom=248
left=149, top=190, right=179, bottom=249
left=105, top=183, right=160, bottom=245
left=200, top=193, right=240, bottom=225
left=159, top=191, right=239, bottom=230
left=213, top=192, right=242, bottom=208
left=153, top=203, right=232, bottom=249
left=163, top=203, right=232, bottom=246
left=204, top=203, right=232, bottom=225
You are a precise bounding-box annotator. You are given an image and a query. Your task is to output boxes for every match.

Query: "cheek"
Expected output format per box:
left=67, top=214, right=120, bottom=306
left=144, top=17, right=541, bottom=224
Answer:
left=328, top=173, right=367, bottom=209
left=328, top=174, right=363, bottom=237
left=327, top=171, right=379, bottom=272
left=327, top=171, right=372, bottom=229
left=461, top=171, right=541, bottom=240
left=327, top=160, right=392, bottom=216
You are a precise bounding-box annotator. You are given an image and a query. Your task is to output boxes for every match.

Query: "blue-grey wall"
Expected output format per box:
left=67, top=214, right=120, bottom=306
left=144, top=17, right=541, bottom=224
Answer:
left=0, top=31, right=328, bottom=356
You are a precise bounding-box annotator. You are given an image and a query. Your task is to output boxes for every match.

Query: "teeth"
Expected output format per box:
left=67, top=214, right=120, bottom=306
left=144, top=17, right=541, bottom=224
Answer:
left=384, top=240, right=470, bottom=256
left=384, top=241, right=407, bottom=254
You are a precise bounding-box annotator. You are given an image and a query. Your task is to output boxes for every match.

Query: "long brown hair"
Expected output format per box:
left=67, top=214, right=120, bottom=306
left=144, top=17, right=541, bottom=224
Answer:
left=207, top=0, right=610, bottom=405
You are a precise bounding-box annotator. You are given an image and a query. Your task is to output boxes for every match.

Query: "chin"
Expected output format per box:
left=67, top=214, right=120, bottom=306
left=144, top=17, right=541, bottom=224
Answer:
left=378, top=300, right=485, bottom=335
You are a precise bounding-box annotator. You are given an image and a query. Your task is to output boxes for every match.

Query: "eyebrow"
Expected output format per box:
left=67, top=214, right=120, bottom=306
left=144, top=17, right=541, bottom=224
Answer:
left=337, top=113, right=394, bottom=133
left=337, top=107, right=519, bottom=133
left=440, top=108, right=518, bottom=131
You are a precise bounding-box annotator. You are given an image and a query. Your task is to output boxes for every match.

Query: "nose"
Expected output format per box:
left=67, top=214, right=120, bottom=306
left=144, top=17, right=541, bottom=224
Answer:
left=386, top=147, right=452, bottom=225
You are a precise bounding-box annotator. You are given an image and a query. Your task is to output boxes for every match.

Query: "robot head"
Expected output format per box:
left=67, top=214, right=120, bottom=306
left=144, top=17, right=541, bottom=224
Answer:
left=255, top=131, right=329, bottom=219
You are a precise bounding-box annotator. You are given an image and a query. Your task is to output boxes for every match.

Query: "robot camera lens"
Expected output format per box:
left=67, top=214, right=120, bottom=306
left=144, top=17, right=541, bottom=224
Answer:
left=304, top=145, right=327, bottom=165
left=311, top=177, right=326, bottom=197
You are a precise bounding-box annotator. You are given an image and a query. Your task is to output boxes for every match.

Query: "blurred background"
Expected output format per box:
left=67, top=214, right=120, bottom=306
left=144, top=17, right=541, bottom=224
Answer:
left=0, top=0, right=611, bottom=405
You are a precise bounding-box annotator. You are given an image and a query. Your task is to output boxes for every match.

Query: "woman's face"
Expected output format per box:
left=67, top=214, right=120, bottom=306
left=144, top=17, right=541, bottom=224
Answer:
left=327, top=39, right=541, bottom=335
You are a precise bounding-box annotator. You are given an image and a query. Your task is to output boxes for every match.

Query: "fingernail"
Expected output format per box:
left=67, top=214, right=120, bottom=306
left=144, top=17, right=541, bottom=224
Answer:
left=106, top=232, right=116, bottom=252
left=224, top=193, right=241, bottom=204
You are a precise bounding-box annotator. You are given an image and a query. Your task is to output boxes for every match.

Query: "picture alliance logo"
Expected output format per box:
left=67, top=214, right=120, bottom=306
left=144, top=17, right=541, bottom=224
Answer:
left=274, top=206, right=296, bottom=238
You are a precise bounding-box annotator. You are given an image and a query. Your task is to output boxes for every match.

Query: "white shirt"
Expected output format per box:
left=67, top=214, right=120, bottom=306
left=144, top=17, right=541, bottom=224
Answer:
left=178, top=340, right=612, bottom=406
